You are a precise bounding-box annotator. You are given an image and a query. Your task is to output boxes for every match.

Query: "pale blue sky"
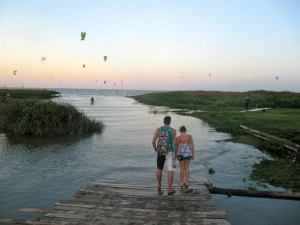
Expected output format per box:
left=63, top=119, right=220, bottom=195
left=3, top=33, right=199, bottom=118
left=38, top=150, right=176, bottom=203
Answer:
left=1, top=0, right=300, bottom=91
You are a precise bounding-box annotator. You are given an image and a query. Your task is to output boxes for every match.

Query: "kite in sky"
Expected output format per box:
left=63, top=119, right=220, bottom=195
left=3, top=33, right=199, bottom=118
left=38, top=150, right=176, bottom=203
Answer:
left=41, top=57, right=46, bottom=61
left=83, top=64, right=85, bottom=68
left=81, top=32, right=86, bottom=41
left=275, top=76, right=279, bottom=80
left=104, top=80, right=107, bottom=84
left=103, top=56, right=107, bottom=61
left=13, top=70, right=17, bottom=75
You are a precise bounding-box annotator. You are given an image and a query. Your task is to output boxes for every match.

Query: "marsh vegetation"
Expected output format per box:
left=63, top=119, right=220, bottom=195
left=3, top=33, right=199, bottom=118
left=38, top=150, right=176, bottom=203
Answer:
left=132, top=90, right=300, bottom=192
left=0, top=89, right=103, bottom=137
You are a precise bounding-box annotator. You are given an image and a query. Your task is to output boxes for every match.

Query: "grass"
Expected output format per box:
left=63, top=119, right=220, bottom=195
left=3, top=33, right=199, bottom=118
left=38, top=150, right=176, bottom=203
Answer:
left=0, top=88, right=59, bottom=99
left=132, top=90, right=300, bottom=144
left=0, top=89, right=103, bottom=137
left=132, top=90, right=300, bottom=191
left=251, top=158, right=300, bottom=192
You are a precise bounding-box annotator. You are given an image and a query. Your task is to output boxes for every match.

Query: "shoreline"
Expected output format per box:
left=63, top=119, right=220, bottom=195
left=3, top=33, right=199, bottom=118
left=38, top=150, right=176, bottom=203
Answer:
left=131, top=90, right=300, bottom=192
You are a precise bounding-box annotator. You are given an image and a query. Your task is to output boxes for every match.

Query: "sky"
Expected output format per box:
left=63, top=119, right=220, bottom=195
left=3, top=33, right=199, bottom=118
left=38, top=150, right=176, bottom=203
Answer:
left=1, top=0, right=300, bottom=91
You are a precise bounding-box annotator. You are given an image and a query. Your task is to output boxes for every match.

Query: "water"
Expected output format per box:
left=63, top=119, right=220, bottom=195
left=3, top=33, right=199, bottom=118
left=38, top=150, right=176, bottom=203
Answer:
left=0, top=88, right=299, bottom=224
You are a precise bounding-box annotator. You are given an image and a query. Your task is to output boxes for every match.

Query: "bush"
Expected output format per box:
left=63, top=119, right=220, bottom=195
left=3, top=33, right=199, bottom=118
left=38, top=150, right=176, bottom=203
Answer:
left=0, top=99, right=103, bottom=137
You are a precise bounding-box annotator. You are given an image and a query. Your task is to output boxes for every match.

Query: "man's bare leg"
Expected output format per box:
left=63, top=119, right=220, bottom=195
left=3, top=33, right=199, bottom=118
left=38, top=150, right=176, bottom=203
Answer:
left=168, top=171, right=174, bottom=193
left=157, top=169, right=164, bottom=195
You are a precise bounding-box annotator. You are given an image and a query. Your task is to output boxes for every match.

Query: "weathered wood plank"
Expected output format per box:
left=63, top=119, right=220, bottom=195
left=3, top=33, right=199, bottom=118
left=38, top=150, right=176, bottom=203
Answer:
left=90, top=181, right=209, bottom=189
left=19, top=208, right=48, bottom=214
left=78, top=189, right=210, bottom=199
left=45, top=209, right=227, bottom=221
left=240, top=125, right=299, bottom=153
left=208, top=186, right=300, bottom=201
left=53, top=204, right=219, bottom=214
left=0, top=219, right=44, bottom=225
left=37, top=217, right=230, bottom=225
left=2, top=182, right=231, bottom=225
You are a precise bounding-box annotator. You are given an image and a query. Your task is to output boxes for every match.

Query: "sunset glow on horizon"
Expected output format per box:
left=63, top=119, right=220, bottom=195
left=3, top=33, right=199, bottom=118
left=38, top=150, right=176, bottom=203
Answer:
left=1, top=0, right=300, bottom=92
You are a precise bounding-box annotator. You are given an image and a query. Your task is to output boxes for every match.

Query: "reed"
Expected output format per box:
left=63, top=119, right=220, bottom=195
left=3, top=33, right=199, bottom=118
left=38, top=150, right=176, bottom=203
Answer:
left=0, top=94, right=103, bottom=137
left=132, top=90, right=300, bottom=191
left=0, top=88, right=59, bottom=99
left=132, top=90, right=300, bottom=144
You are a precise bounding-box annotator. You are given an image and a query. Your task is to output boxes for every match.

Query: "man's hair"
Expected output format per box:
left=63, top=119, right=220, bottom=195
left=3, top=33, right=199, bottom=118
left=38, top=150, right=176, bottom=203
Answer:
left=163, top=116, right=171, bottom=125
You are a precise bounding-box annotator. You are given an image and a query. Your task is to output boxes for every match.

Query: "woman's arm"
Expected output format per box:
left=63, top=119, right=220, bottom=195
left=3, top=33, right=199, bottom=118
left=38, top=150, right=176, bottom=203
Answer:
left=190, top=135, right=195, bottom=160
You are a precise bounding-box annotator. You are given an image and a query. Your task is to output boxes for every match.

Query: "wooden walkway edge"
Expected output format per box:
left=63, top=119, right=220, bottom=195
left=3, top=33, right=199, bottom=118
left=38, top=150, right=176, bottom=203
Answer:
left=0, top=182, right=231, bottom=225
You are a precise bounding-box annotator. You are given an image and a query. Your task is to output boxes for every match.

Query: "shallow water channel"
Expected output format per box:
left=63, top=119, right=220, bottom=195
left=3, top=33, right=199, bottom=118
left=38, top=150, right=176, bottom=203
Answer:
left=0, top=89, right=299, bottom=225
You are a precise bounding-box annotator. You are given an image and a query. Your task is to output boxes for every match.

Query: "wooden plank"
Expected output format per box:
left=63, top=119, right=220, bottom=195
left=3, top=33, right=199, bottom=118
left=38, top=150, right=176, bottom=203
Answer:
left=38, top=217, right=230, bottom=225
left=19, top=208, right=48, bottom=214
left=79, top=186, right=210, bottom=196
left=76, top=190, right=211, bottom=200
left=0, top=219, right=43, bottom=225
left=2, top=182, right=231, bottom=225
left=54, top=203, right=219, bottom=213
left=241, top=108, right=270, bottom=112
left=87, top=182, right=209, bottom=191
left=45, top=209, right=227, bottom=221
left=240, top=125, right=299, bottom=152
left=208, top=186, right=300, bottom=201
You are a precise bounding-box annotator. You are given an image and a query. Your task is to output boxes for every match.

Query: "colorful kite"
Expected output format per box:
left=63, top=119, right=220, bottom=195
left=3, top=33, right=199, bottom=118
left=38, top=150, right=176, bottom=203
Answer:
left=81, top=32, right=86, bottom=41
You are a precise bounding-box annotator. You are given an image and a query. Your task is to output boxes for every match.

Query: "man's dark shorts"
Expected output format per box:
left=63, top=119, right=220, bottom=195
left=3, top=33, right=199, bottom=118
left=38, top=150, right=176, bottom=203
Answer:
left=157, top=154, right=165, bottom=170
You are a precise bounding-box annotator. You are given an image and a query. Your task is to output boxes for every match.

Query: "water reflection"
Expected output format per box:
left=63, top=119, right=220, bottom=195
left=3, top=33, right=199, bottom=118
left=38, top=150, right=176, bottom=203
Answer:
left=1, top=89, right=299, bottom=225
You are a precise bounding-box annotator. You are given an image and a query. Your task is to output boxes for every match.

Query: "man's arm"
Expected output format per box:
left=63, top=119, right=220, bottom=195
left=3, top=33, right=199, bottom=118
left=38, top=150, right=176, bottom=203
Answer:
left=152, top=128, right=159, bottom=152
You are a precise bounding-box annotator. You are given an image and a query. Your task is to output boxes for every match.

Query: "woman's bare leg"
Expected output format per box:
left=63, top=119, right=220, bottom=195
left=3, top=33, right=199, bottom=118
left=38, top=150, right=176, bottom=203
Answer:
left=184, top=160, right=190, bottom=186
left=179, top=160, right=185, bottom=186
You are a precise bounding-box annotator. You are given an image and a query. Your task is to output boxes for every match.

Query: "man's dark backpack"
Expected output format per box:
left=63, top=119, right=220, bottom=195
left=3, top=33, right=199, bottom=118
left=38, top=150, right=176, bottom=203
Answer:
left=156, top=127, right=171, bottom=155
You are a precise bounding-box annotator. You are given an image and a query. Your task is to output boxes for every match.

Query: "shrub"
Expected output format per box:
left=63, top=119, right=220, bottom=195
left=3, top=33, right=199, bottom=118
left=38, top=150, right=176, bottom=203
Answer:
left=0, top=99, right=103, bottom=137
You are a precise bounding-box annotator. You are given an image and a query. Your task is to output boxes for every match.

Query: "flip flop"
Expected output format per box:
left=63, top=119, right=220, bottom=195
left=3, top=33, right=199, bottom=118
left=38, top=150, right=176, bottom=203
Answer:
left=168, top=190, right=176, bottom=196
left=185, top=188, right=193, bottom=193
left=157, top=188, right=164, bottom=195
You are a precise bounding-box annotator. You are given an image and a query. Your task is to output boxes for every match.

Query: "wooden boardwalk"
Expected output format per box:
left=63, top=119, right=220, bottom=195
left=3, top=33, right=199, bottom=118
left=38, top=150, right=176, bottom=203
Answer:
left=1, top=182, right=231, bottom=225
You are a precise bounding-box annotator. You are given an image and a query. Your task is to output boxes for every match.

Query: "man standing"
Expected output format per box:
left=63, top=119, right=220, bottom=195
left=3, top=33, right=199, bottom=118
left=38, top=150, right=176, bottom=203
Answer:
left=245, top=94, right=250, bottom=110
left=152, top=116, right=177, bottom=195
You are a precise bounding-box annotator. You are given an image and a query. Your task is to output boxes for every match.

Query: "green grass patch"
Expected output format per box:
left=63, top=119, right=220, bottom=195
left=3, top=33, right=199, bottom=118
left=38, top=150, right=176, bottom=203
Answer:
left=132, top=90, right=300, bottom=191
left=0, top=89, right=103, bottom=137
left=0, top=88, right=59, bottom=100
left=251, top=158, right=300, bottom=192
left=132, top=90, right=300, bottom=144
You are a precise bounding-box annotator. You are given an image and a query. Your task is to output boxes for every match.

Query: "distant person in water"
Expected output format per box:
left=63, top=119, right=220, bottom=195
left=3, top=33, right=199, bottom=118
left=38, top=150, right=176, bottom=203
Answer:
left=90, top=97, right=94, bottom=104
left=245, top=94, right=250, bottom=110
left=152, top=116, right=177, bottom=196
left=176, top=126, right=194, bottom=193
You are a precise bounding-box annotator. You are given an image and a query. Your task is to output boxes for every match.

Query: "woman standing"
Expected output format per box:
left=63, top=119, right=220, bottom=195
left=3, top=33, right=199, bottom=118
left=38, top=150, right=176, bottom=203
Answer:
left=176, top=126, right=195, bottom=193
